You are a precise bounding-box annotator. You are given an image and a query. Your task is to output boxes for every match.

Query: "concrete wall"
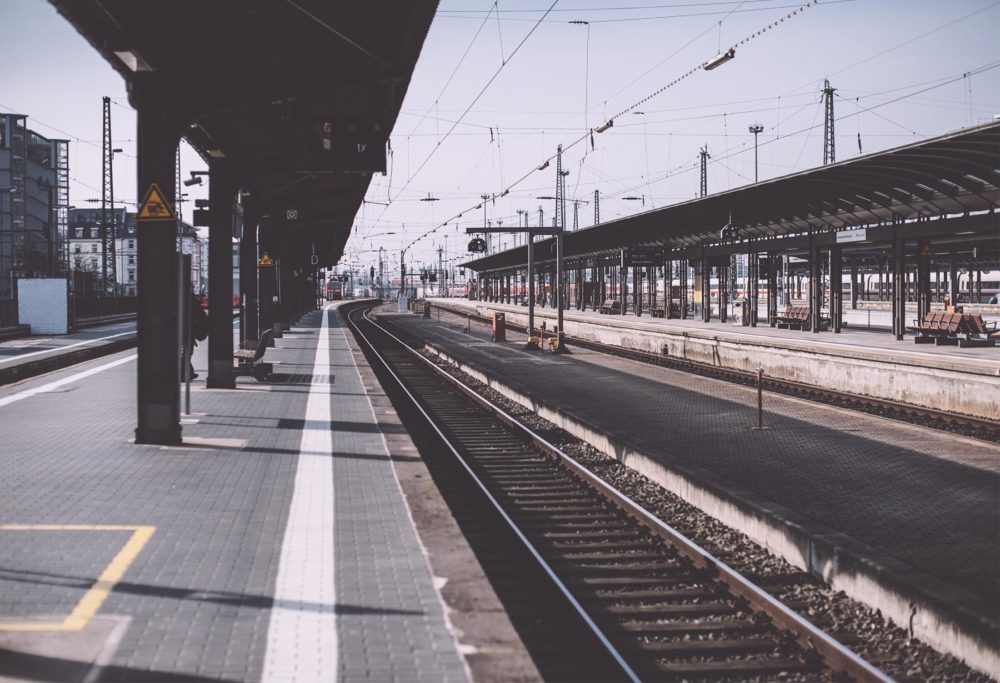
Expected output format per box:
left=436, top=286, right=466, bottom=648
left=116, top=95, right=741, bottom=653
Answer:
left=17, top=278, right=68, bottom=334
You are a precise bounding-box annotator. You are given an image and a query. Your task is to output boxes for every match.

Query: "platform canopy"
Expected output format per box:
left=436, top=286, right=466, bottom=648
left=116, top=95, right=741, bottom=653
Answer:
left=464, top=121, right=1000, bottom=271
left=49, top=0, right=439, bottom=267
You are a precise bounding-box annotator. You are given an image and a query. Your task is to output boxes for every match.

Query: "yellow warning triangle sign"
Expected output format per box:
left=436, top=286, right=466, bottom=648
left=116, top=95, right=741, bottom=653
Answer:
left=136, top=183, right=175, bottom=221
left=259, top=252, right=274, bottom=267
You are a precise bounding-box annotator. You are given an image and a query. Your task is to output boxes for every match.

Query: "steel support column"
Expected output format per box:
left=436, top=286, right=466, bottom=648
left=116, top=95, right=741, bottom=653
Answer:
left=701, top=258, right=710, bottom=322
left=134, top=83, right=182, bottom=445
left=917, top=238, right=931, bottom=322
left=206, top=164, right=237, bottom=389
left=766, top=255, right=778, bottom=326
left=239, top=206, right=258, bottom=343
left=892, top=225, right=905, bottom=340
left=809, top=241, right=821, bottom=333
left=830, top=245, right=843, bottom=333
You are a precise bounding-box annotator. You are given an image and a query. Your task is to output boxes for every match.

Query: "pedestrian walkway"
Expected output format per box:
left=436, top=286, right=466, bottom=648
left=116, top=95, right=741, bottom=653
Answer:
left=0, top=303, right=470, bottom=682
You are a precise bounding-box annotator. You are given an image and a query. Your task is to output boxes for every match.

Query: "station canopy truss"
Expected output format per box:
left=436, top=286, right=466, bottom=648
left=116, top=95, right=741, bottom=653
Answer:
left=49, top=0, right=439, bottom=267
left=464, top=121, right=1000, bottom=273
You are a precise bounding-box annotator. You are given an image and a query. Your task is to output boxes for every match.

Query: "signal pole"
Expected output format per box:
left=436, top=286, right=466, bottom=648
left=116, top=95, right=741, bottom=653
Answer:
left=100, top=96, right=117, bottom=295
left=699, top=146, right=710, bottom=197
left=823, top=79, right=836, bottom=165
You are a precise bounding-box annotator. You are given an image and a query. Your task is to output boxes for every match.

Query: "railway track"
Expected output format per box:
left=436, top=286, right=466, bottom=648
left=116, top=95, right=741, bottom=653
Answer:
left=429, top=303, right=999, bottom=442
left=346, top=302, right=890, bottom=682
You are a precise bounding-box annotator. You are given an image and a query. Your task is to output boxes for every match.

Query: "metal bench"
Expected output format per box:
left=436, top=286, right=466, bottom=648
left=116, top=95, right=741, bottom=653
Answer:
left=234, top=328, right=273, bottom=380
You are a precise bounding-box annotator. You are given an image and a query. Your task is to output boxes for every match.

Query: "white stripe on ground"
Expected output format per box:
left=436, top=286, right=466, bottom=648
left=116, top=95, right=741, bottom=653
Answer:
left=0, top=354, right=137, bottom=408
left=0, top=331, right=135, bottom=365
left=262, top=303, right=337, bottom=682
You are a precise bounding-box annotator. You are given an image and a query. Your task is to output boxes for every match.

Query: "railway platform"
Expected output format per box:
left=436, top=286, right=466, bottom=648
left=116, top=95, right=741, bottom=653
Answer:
left=0, top=302, right=538, bottom=682
left=427, top=297, right=1000, bottom=420
left=382, top=304, right=1000, bottom=675
left=0, top=320, right=137, bottom=386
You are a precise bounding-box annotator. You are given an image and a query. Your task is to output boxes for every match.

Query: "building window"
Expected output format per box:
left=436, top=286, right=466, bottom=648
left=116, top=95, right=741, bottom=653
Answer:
left=127, top=255, right=135, bottom=265
left=128, top=240, right=134, bottom=249
left=91, top=244, right=98, bottom=253
left=128, top=270, right=135, bottom=282
left=76, top=228, right=83, bottom=238
left=74, top=245, right=81, bottom=254
left=74, top=257, right=82, bottom=269
left=90, top=257, right=98, bottom=269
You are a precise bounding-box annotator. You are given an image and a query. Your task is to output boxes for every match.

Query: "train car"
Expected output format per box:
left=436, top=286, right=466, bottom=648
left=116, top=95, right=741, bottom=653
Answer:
left=326, top=279, right=343, bottom=301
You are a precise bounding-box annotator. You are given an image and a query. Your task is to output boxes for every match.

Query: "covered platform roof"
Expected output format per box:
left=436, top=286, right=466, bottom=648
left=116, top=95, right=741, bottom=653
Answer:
left=49, top=0, right=439, bottom=267
left=464, top=121, right=1000, bottom=272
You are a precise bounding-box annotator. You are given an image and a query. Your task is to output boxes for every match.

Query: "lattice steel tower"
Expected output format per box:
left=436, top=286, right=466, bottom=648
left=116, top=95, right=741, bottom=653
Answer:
left=593, top=189, right=600, bottom=225
left=699, top=146, right=710, bottom=197
left=100, top=96, right=116, bottom=294
left=822, top=79, right=836, bottom=165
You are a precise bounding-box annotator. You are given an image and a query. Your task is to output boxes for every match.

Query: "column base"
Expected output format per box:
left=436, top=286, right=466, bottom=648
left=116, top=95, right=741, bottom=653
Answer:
left=207, top=360, right=236, bottom=389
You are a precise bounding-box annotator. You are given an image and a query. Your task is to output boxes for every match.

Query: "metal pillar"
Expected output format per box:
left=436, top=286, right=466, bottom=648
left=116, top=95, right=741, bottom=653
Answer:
left=526, top=234, right=536, bottom=346
left=948, top=260, right=959, bottom=307
left=850, top=262, right=859, bottom=309
left=766, top=255, right=778, bottom=326
left=620, top=250, right=628, bottom=315
left=830, top=245, right=843, bottom=333
left=134, top=84, right=182, bottom=445
left=809, top=241, right=822, bottom=332
left=701, top=258, right=711, bottom=322
left=207, top=164, right=237, bottom=389
left=239, top=207, right=258, bottom=343
left=917, top=239, right=931, bottom=322
left=748, top=250, right=759, bottom=327
left=892, top=225, right=905, bottom=340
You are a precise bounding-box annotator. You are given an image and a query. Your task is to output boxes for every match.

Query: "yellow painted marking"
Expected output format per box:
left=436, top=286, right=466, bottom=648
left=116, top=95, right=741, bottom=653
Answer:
left=0, top=524, right=155, bottom=632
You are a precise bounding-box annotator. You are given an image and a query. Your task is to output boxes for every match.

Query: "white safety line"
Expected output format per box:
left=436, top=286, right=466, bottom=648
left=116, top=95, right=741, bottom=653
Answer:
left=0, top=354, right=137, bottom=408
left=0, top=331, right=134, bottom=365
left=263, top=304, right=337, bottom=683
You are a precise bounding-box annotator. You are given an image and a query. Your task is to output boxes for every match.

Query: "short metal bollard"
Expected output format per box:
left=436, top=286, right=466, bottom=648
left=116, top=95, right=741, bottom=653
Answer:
left=492, top=312, right=506, bottom=342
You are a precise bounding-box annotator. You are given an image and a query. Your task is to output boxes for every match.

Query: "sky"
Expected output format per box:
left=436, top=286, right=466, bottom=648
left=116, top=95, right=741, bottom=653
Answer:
left=1, top=0, right=998, bottom=275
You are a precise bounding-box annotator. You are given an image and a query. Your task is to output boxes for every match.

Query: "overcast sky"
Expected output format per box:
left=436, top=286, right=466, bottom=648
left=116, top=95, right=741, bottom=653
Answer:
left=2, top=0, right=997, bottom=273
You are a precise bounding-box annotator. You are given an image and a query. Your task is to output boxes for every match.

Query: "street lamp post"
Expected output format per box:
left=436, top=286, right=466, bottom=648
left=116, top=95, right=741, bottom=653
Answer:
left=748, top=124, right=763, bottom=183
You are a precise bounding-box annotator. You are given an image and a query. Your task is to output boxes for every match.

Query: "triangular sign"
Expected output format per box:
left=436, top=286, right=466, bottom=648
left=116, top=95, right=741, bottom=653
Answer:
left=136, top=183, right=175, bottom=220
left=259, top=252, right=274, bottom=267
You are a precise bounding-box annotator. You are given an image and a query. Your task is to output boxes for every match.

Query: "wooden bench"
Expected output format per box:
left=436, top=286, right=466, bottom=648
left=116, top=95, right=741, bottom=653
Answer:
left=958, top=313, right=999, bottom=348
left=773, top=305, right=811, bottom=330
left=599, top=299, right=622, bottom=314
left=650, top=301, right=667, bottom=318
left=234, top=328, right=273, bottom=380
left=907, top=312, right=962, bottom=344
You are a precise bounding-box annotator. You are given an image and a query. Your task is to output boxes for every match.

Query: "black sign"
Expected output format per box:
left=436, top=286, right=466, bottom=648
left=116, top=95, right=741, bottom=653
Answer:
left=623, top=247, right=663, bottom=267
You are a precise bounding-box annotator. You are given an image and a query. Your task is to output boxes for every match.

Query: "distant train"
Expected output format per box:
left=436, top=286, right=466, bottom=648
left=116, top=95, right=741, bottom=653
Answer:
left=326, top=279, right=343, bottom=301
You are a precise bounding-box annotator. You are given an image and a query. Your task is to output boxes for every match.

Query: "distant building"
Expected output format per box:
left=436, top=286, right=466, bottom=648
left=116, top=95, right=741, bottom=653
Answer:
left=68, top=208, right=202, bottom=297
left=0, top=113, right=70, bottom=303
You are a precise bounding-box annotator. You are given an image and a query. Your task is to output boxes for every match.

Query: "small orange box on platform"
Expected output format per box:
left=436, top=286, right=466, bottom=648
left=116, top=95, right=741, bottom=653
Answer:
left=492, top=312, right=506, bottom=342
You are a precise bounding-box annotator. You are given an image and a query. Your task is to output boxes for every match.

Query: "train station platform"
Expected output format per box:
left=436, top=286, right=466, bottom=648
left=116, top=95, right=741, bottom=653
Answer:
left=0, top=320, right=137, bottom=386
left=383, top=305, right=1000, bottom=675
left=427, top=298, right=1000, bottom=420
left=0, top=302, right=536, bottom=682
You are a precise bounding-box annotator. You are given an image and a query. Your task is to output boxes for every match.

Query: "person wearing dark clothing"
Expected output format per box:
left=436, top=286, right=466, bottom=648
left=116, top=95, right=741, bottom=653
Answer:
left=189, top=293, right=209, bottom=380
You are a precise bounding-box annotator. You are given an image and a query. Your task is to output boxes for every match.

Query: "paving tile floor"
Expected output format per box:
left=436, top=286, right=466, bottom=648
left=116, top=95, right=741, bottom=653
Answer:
left=0, top=304, right=467, bottom=682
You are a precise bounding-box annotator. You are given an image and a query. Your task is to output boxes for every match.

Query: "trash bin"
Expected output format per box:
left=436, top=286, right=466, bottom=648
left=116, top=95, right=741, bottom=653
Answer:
left=423, top=302, right=431, bottom=319
left=492, top=312, right=506, bottom=342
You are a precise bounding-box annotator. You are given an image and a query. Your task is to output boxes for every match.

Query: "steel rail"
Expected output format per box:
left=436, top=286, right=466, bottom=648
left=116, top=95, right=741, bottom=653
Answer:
left=345, top=304, right=642, bottom=683
left=356, top=302, right=893, bottom=682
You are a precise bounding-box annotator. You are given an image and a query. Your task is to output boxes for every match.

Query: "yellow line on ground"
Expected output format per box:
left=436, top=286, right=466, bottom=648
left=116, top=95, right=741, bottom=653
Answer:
left=0, top=524, right=155, bottom=632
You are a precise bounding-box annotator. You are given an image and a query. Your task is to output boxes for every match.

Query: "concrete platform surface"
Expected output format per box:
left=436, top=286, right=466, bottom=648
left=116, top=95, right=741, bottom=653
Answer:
left=385, top=307, right=1000, bottom=674
left=0, top=303, right=535, bottom=682
left=0, top=320, right=136, bottom=369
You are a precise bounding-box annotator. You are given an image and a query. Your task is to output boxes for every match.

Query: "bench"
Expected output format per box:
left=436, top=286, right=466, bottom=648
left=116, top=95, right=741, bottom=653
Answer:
left=650, top=301, right=667, bottom=318
left=773, top=305, right=831, bottom=331
left=773, top=305, right=810, bottom=330
left=599, top=298, right=622, bottom=314
left=234, top=328, right=273, bottom=380
left=958, top=313, right=999, bottom=348
left=907, top=312, right=962, bottom=344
